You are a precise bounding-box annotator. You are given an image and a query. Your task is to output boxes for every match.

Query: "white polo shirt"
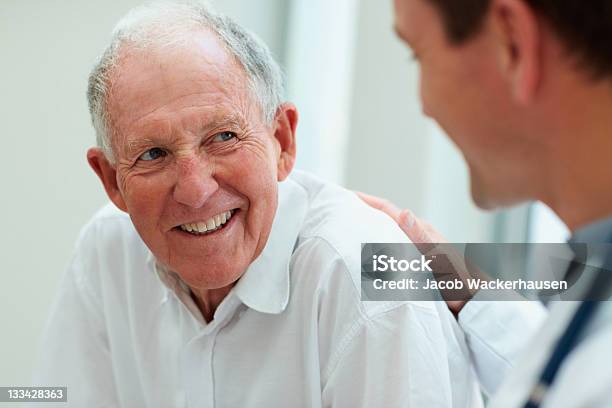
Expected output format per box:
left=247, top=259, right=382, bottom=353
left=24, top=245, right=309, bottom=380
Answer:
left=32, top=171, right=483, bottom=407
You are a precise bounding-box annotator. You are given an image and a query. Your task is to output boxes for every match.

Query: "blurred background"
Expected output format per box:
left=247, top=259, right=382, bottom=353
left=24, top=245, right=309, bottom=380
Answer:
left=0, top=0, right=568, bottom=387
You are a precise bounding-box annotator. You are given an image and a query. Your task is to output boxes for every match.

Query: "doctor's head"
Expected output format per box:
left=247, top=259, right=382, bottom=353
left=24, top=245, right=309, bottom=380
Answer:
left=85, top=2, right=298, bottom=291
left=393, top=0, right=612, bottom=211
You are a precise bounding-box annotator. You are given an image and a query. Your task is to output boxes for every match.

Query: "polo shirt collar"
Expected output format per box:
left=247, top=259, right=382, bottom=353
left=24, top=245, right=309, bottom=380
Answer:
left=233, top=177, right=308, bottom=314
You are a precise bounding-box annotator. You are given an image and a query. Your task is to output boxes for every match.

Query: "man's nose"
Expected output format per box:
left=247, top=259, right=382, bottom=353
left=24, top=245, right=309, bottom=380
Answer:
left=172, top=156, right=219, bottom=208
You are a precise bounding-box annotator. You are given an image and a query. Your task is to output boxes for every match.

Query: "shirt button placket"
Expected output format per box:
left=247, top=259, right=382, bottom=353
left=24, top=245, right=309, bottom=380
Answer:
left=182, top=328, right=219, bottom=407
left=182, top=297, right=239, bottom=408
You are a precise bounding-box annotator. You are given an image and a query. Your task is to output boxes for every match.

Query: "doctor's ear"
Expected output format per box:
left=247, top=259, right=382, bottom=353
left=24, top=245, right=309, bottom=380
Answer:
left=490, top=0, right=541, bottom=104
left=272, top=103, right=298, bottom=181
left=87, top=147, right=128, bottom=212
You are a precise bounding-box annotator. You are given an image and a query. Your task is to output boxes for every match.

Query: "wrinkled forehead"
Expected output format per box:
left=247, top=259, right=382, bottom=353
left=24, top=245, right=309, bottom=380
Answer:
left=106, top=30, right=254, bottom=137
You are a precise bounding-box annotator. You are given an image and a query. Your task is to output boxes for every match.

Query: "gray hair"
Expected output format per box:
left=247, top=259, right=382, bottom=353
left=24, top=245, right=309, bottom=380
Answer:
left=87, top=1, right=284, bottom=162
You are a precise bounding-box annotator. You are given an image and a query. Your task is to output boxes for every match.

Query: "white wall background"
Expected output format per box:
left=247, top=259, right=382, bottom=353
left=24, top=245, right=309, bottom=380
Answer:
left=0, top=0, right=532, bottom=388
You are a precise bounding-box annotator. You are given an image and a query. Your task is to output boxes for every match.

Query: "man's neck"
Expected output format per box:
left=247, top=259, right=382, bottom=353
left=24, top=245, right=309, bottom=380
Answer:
left=191, top=284, right=235, bottom=323
left=540, top=80, right=612, bottom=232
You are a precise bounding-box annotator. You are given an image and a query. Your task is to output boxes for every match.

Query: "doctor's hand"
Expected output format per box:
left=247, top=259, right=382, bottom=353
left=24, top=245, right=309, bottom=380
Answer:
left=357, top=192, right=482, bottom=315
left=355, top=193, right=446, bottom=250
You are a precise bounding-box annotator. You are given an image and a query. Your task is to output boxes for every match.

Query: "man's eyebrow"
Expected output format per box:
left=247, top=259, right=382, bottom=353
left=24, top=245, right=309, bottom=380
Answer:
left=122, top=114, right=248, bottom=155
left=200, top=114, right=245, bottom=132
left=123, top=137, right=165, bottom=156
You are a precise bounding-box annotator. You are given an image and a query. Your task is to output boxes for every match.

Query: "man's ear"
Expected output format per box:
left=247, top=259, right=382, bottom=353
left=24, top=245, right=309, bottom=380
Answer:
left=490, top=0, right=541, bottom=104
left=87, top=148, right=128, bottom=212
left=271, top=103, right=298, bottom=181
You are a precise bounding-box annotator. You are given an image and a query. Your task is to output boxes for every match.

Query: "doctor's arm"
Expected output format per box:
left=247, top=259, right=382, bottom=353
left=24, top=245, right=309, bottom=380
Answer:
left=357, top=192, right=547, bottom=395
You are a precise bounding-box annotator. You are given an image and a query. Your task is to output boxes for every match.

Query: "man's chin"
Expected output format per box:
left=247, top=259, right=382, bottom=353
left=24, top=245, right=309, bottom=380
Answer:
left=471, top=187, right=499, bottom=210
left=174, top=265, right=244, bottom=291
left=470, top=177, right=526, bottom=211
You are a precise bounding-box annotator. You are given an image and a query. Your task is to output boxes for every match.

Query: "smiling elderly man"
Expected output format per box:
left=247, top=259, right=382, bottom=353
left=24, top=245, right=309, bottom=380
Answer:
left=32, top=2, right=481, bottom=407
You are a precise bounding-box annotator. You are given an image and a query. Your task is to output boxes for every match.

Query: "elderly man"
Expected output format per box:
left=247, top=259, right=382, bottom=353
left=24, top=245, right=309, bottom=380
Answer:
left=33, top=2, right=483, bottom=407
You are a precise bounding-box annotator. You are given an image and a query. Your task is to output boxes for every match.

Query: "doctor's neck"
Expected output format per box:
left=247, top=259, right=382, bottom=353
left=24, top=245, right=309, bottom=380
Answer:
left=535, top=76, right=612, bottom=232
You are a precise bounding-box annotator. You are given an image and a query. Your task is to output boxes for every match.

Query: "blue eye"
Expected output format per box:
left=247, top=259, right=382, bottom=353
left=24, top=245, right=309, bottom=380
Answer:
left=138, top=147, right=167, bottom=161
left=213, top=131, right=237, bottom=142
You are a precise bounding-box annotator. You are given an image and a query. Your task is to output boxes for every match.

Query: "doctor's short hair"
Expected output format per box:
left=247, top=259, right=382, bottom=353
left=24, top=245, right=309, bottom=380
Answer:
left=425, top=0, right=612, bottom=80
left=87, top=1, right=284, bottom=162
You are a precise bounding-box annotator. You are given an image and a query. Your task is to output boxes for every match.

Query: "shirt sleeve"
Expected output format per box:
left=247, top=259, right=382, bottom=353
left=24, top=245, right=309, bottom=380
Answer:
left=30, top=237, right=119, bottom=408
left=458, top=295, right=548, bottom=396
left=321, top=303, right=480, bottom=408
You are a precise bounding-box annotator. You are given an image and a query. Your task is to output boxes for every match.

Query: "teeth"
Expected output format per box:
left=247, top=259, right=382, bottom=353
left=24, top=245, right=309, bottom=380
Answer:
left=179, top=210, right=234, bottom=234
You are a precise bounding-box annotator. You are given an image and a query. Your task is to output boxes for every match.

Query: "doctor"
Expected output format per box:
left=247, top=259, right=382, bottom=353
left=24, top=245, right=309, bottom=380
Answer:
left=362, top=0, right=612, bottom=406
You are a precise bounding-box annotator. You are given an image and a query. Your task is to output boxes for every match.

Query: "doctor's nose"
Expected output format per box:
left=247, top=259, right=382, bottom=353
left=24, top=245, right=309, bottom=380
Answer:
left=172, top=156, right=219, bottom=208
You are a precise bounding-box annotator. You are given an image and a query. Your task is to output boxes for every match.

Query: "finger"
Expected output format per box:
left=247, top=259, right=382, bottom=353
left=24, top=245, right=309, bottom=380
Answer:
left=398, top=209, right=431, bottom=243
left=356, top=191, right=402, bottom=221
left=397, top=210, right=446, bottom=255
left=421, top=220, right=448, bottom=244
left=396, top=209, right=415, bottom=236
left=356, top=192, right=388, bottom=211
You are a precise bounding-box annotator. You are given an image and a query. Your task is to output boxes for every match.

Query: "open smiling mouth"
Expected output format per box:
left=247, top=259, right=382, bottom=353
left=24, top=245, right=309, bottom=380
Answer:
left=174, top=209, right=239, bottom=236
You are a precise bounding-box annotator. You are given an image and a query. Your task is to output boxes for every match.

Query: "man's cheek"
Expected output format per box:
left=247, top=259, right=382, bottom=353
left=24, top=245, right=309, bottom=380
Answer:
left=420, top=71, right=449, bottom=122
left=226, top=151, right=275, bottom=184
left=117, top=173, right=139, bottom=200
left=122, top=184, right=160, bottom=217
